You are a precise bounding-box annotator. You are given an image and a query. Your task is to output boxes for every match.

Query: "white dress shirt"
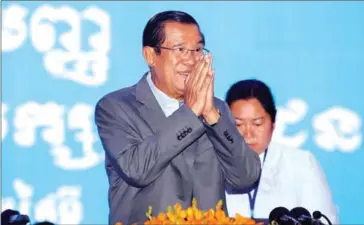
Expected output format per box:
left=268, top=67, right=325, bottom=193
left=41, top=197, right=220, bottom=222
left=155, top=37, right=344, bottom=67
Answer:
left=146, top=72, right=182, bottom=117
left=225, top=142, right=338, bottom=224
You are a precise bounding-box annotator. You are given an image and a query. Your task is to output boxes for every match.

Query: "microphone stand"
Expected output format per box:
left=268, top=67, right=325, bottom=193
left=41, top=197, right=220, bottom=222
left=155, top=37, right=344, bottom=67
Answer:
left=320, top=214, right=332, bottom=225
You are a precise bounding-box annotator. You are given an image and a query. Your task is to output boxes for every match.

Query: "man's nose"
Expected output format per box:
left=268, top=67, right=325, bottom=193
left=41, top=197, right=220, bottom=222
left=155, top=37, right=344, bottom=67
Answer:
left=180, top=51, right=197, bottom=65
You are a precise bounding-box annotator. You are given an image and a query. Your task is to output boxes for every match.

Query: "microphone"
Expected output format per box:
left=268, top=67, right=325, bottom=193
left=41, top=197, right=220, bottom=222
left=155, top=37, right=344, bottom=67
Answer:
left=290, top=207, right=322, bottom=225
left=1, top=209, right=30, bottom=225
left=9, top=214, right=30, bottom=225
left=2, top=209, right=19, bottom=225
left=269, top=207, right=300, bottom=225
left=313, top=211, right=333, bottom=225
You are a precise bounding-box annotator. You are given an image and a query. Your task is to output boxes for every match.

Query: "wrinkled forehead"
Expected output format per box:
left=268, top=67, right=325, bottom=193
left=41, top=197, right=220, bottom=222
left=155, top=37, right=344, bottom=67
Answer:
left=163, top=22, right=203, bottom=47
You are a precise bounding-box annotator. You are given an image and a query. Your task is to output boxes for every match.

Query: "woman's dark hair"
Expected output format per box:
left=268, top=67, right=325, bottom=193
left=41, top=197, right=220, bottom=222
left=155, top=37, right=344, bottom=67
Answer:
left=142, top=10, right=205, bottom=54
left=225, top=79, right=277, bottom=123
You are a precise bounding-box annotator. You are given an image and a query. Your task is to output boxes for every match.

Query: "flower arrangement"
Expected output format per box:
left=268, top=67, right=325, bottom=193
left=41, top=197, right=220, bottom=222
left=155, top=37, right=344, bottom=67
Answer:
left=116, top=198, right=258, bottom=225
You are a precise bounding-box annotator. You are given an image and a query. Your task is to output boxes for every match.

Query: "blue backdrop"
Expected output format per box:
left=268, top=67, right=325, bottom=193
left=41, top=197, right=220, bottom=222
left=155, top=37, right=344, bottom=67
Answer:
left=2, top=1, right=363, bottom=224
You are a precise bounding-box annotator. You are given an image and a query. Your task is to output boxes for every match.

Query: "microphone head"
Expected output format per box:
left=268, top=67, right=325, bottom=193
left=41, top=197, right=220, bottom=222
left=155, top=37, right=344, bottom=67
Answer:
left=269, top=207, right=290, bottom=222
left=290, top=207, right=312, bottom=219
left=1, top=209, right=20, bottom=225
left=9, top=214, right=30, bottom=224
left=313, top=211, right=322, bottom=219
left=290, top=207, right=312, bottom=225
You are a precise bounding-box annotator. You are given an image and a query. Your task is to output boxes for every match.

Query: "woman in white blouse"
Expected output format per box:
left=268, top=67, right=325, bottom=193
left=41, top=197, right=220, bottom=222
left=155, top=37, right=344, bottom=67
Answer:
left=224, top=79, right=338, bottom=224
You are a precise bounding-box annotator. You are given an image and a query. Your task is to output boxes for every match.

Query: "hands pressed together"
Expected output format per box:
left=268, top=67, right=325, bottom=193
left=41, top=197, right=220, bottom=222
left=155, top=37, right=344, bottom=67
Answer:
left=184, top=53, right=220, bottom=125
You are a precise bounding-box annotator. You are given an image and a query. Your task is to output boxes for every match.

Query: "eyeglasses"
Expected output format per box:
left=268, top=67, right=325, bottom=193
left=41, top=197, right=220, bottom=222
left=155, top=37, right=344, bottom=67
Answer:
left=155, top=46, right=210, bottom=58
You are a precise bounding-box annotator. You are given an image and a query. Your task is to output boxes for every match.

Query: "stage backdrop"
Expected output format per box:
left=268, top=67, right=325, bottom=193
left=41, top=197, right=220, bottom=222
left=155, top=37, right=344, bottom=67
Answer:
left=2, top=1, right=363, bottom=224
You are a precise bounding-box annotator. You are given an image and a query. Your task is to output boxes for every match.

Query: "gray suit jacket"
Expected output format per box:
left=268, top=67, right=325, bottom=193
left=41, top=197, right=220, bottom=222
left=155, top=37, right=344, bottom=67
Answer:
left=95, top=73, right=261, bottom=225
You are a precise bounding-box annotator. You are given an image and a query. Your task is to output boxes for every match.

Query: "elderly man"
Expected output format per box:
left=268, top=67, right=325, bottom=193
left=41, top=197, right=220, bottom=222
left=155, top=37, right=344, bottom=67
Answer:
left=95, top=10, right=261, bottom=225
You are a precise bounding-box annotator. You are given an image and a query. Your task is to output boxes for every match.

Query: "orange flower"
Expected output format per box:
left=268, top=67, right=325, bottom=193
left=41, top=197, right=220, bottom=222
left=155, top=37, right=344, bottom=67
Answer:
left=143, top=199, right=257, bottom=225
left=157, top=212, right=166, bottom=221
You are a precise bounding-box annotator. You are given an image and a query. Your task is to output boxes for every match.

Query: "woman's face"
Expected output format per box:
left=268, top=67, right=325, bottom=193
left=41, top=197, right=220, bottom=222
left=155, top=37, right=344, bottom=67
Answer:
left=230, top=98, right=275, bottom=154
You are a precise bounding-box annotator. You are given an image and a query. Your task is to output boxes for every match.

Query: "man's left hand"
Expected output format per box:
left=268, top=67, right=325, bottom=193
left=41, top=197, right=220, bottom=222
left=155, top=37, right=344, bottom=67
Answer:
left=202, top=64, right=220, bottom=125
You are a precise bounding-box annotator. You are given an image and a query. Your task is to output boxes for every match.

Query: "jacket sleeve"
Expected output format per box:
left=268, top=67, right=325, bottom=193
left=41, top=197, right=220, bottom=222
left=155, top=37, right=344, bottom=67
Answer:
left=204, top=100, right=261, bottom=189
left=95, top=96, right=205, bottom=188
left=299, top=151, right=339, bottom=224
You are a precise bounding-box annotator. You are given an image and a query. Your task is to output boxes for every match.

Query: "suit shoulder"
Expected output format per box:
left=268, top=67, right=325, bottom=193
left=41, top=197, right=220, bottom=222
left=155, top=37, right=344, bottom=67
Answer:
left=213, top=97, right=229, bottom=108
left=213, top=97, right=225, bottom=104
left=96, top=84, right=137, bottom=107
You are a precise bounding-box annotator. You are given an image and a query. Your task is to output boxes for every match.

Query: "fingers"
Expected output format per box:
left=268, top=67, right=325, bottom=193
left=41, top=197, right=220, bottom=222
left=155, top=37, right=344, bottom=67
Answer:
left=208, top=53, right=213, bottom=71
left=206, top=53, right=214, bottom=94
left=186, top=53, right=212, bottom=89
left=204, top=69, right=214, bottom=101
left=200, top=69, right=213, bottom=95
left=207, top=69, right=215, bottom=93
left=195, top=54, right=212, bottom=89
left=183, top=53, right=213, bottom=116
left=185, top=55, right=205, bottom=87
left=196, top=54, right=213, bottom=99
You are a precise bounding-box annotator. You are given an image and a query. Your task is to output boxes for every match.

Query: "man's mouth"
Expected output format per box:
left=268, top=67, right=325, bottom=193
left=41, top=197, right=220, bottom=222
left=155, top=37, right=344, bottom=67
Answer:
left=177, top=71, right=191, bottom=77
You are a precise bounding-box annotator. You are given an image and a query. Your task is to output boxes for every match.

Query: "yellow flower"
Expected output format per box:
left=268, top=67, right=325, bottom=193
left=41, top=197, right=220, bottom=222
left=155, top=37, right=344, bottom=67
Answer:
left=143, top=199, right=257, bottom=225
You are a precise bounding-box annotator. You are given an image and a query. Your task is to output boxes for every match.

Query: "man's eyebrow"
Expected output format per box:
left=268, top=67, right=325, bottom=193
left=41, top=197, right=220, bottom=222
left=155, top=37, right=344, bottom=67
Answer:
left=253, top=117, right=264, bottom=121
left=172, top=43, right=185, bottom=48
left=171, top=40, right=204, bottom=48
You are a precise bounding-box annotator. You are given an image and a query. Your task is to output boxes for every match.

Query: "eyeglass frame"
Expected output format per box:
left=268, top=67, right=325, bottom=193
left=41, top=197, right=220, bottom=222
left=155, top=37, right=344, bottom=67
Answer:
left=152, top=45, right=210, bottom=57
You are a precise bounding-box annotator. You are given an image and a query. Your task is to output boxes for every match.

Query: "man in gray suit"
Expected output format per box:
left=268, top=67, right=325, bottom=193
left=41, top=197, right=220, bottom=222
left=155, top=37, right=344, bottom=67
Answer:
left=95, top=10, right=261, bottom=225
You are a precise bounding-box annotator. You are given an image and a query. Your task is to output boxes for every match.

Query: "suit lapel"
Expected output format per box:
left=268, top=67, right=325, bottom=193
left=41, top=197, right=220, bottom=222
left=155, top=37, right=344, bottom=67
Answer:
left=134, top=73, right=167, bottom=133
left=134, top=72, right=193, bottom=185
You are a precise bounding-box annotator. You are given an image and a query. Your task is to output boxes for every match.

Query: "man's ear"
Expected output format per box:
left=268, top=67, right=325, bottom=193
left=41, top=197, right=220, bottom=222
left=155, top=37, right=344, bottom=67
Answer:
left=143, top=46, right=156, bottom=67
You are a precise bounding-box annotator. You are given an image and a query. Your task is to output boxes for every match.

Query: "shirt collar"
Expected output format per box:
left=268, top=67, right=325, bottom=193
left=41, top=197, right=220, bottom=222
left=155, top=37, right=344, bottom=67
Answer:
left=146, top=72, right=181, bottom=109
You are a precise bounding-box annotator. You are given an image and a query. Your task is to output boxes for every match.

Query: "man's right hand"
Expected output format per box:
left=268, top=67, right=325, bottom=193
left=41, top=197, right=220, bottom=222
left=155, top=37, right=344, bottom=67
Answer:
left=184, top=53, right=213, bottom=116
